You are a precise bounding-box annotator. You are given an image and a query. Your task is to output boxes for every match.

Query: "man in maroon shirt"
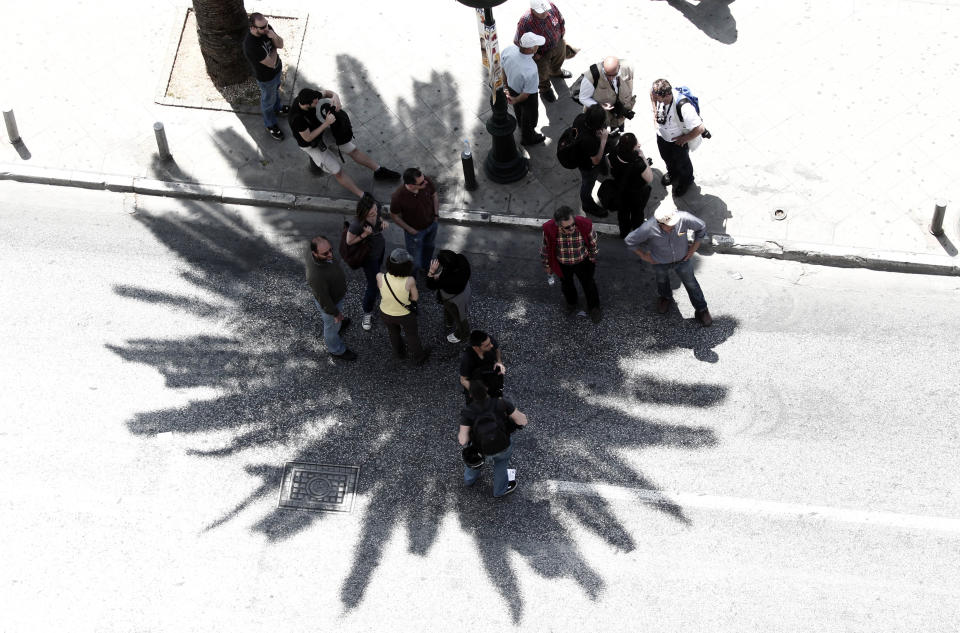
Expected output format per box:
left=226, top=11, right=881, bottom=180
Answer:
left=390, top=168, right=439, bottom=273
left=514, top=0, right=575, bottom=103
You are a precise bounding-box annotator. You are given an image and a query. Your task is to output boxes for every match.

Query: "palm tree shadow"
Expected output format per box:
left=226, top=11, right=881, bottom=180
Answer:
left=109, top=55, right=736, bottom=624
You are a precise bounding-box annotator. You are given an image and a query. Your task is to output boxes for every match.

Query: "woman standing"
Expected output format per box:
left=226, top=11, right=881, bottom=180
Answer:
left=377, top=249, right=431, bottom=365
left=425, top=249, right=472, bottom=344
left=345, top=194, right=387, bottom=331
left=609, top=133, right=654, bottom=238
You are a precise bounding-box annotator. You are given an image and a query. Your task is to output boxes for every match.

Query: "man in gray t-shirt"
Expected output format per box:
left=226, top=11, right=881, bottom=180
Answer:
left=624, top=203, right=712, bottom=326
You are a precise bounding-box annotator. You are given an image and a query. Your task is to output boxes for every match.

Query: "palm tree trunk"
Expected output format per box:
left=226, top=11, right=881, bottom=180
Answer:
left=193, top=0, right=249, bottom=86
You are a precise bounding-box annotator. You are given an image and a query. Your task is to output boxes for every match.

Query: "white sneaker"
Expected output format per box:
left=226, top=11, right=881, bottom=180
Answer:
left=361, top=313, right=372, bottom=331
left=446, top=332, right=461, bottom=344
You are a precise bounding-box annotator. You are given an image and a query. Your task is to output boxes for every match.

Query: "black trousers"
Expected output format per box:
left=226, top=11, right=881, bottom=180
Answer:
left=509, top=88, right=540, bottom=142
left=657, top=135, right=695, bottom=195
left=617, top=185, right=652, bottom=238
left=559, top=259, right=600, bottom=310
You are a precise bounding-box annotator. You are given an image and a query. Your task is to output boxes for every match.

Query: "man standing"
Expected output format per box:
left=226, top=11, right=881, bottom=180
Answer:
left=458, top=381, right=528, bottom=498
left=541, top=206, right=602, bottom=323
left=624, top=202, right=713, bottom=326
left=501, top=32, right=546, bottom=146
left=514, top=0, right=574, bottom=103
left=390, top=168, right=439, bottom=274
left=304, top=236, right=357, bottom=360
left=578, top=56, right=637, bottom=133
left=289, top=88, right=400, bottom=198
left=572, top=104, right=612, bottom=217
left=650, top=78, right=706, bottom=197
left=459, top=330, right=507, bottom=403
left=243, top=12, right=290, bottom=141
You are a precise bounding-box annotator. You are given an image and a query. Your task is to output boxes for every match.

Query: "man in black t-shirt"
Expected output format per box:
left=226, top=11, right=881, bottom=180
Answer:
left=458, top=381, right=528, bottom=497
left=289, top=87, right=401, bottom=198
left=242, top=12, right=290, bottom=141
left=459, top=330, right=506, bottom=403
left=575, top=104, right=611, bottom=218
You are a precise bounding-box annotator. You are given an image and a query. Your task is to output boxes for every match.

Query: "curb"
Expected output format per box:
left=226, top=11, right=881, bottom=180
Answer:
left=2, top=163, right=958, bottom=277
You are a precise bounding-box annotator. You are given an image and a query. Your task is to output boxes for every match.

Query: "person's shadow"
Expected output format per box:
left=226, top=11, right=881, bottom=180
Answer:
left=664, top=0, right=738, bottom=44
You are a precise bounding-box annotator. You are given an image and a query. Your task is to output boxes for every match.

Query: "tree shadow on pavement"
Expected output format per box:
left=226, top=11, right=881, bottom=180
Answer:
left=664, top=0, right=738, bottom=45
left=107, top=60, right=736, bottom=624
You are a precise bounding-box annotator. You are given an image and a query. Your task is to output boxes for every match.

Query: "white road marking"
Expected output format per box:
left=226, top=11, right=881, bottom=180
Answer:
left=543, top=480, right=960, bottom=534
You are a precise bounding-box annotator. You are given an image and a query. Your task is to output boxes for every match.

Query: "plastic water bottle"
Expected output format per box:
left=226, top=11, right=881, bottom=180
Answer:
left=547, top=273, right=556, bottom=286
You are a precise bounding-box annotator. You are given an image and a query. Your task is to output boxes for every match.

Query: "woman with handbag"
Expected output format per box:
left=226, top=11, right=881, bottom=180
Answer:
left=608, top=132, right=654, bottom=238
left=345, top=194, right=388, bottom=331
left=425, top=249, right=472, bottom=344
left=376, top=249, right=431, bottom=365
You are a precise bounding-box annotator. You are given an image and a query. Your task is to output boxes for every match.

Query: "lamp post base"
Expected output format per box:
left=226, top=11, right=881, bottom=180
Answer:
left=482, top=91, right=528, bottom=184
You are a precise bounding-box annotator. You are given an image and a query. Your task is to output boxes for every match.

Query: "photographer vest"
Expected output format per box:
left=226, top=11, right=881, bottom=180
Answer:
left=586, top=62, right=637, bottom=128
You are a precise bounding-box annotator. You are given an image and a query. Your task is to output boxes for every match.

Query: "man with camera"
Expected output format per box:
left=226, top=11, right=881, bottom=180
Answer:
left=650, top=78, right=707, bottom=197
left=459, top=330, right=507, bottom=404
left=243, top=12, right=290, bottom=142
left=578, top=56, right=637, bottom=133
left=289, top=88, right=401, bottom=199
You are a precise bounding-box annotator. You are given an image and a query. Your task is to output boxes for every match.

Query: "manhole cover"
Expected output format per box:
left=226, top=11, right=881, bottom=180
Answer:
left=278, top=462, right=360, bottom=513
left=772, top=208, right=787, bottom=221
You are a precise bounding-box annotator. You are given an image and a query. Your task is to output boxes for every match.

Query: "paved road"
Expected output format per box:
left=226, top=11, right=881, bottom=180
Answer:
left=2, top=181, right=959, bottom=632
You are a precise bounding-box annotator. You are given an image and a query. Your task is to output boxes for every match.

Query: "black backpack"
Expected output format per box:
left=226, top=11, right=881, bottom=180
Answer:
left=471, top=399, right=509, bottom=456
left=556, top=113, right=588, bottom=170
left=569, top=64, right=601, bottom=105
left=319, top=103, right=354, bottom=146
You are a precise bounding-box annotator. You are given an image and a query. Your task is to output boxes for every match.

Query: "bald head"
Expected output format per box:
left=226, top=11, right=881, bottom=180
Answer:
left=602, top=56, right=621, bottom=77
left=310, top=236, right=333, bottom=261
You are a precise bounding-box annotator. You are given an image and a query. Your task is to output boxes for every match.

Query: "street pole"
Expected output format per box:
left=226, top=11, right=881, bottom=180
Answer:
left=458, top=1, right=528, bottom=184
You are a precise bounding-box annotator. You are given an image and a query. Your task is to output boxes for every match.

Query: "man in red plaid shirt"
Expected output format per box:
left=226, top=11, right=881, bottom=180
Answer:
left=514, top=0, right=576, bottom=103
left=541, top=206, right=602, bottom=323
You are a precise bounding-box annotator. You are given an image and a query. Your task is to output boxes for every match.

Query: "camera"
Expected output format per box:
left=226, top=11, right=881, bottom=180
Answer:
left=612, top=101, right=635, bottom=120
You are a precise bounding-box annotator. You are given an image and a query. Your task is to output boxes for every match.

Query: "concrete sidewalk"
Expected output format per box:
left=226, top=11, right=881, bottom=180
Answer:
left=2, top=0, right=958, bottom=274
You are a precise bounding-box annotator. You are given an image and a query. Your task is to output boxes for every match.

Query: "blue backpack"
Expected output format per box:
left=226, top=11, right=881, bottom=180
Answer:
left=674, top=86, right=700, bottom=123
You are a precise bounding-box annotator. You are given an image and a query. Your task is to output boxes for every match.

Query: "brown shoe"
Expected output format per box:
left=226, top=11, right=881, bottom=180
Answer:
left=695, top=309, right=713, bottom=327
left=657, top=297, right=671, bottom=314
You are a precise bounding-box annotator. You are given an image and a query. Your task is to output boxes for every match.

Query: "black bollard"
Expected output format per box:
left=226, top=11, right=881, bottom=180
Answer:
left=461, top=140, right=478, bottom=191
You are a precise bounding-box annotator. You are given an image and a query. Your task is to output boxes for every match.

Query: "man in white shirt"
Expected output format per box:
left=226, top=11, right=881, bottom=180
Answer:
left=501, top=32, right=547, bottom=146
left=650, top=78, right=706, bottom=197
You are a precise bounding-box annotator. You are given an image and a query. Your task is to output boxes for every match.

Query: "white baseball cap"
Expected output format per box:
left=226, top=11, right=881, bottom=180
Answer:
left=531, top=0, right=551, bottom=13
left=654, top=203, right=681, bottom=227
left=519, top=32, right=546, bottom=48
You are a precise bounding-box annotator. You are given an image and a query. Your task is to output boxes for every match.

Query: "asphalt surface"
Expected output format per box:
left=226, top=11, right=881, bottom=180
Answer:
left=2, top=181, right=959, bottom=632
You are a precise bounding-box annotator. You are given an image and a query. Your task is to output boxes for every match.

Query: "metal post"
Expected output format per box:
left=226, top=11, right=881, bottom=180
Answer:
left=153, top=122, right=172, bottom=161
left=461, top=140, right=478, bottom=191
left=930, top=201, right=946, bottom=237
left=3, top=109, right=20, bottom=143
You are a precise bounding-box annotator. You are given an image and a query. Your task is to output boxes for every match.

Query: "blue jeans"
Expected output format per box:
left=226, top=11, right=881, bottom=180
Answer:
left=313, top=297, right=346, bottom=355
left=256, top=72, right=283, bottom=128
left=464, top=442, right=514, bottom=497
left=360, top=252, right=383, bottom=314
left=404, top=221, right=438, bottom=272
left=654, top=259, right=708, bottom=311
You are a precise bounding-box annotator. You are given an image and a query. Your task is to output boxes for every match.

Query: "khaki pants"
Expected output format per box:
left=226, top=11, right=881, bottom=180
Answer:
left=535, top=38, right=568, bottom=92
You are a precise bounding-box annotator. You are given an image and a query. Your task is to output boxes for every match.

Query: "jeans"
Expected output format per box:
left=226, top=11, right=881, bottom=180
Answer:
left=360, top=252, right=383, bottom=314
left=654, top=259, right=707, bottom=311
left=657, top=135, right=694, bottom=195
left=313, top=297, right=346, bottom=355
left=559, top=259, right=600, bottom=310
left=404, top=221, right=438, bottom=272
left=256, top=72, right=283, bottom=128
left=464, top=441, right=514, bottom=497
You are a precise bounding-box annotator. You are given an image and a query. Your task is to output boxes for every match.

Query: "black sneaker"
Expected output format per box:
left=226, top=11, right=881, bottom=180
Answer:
left=661, top=172, right=672, bottom=187
left=414, top=347, right=432, bottom=366
left=373, top=166, right=401, bottom=181
left=332, top=348, right=357, bottom=361
left=338, top=317, right=352, bottom=335
left=520, top=133, right=546, bottom=146
left=583, top=202, right=608, bottom=218
left=499, top=480, right=518, bottom=497
left=277, top=105, right=291, bottom=117
left=589, top=307, right=602, bottom=323
left=267, top=126, right=284, bottom=141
